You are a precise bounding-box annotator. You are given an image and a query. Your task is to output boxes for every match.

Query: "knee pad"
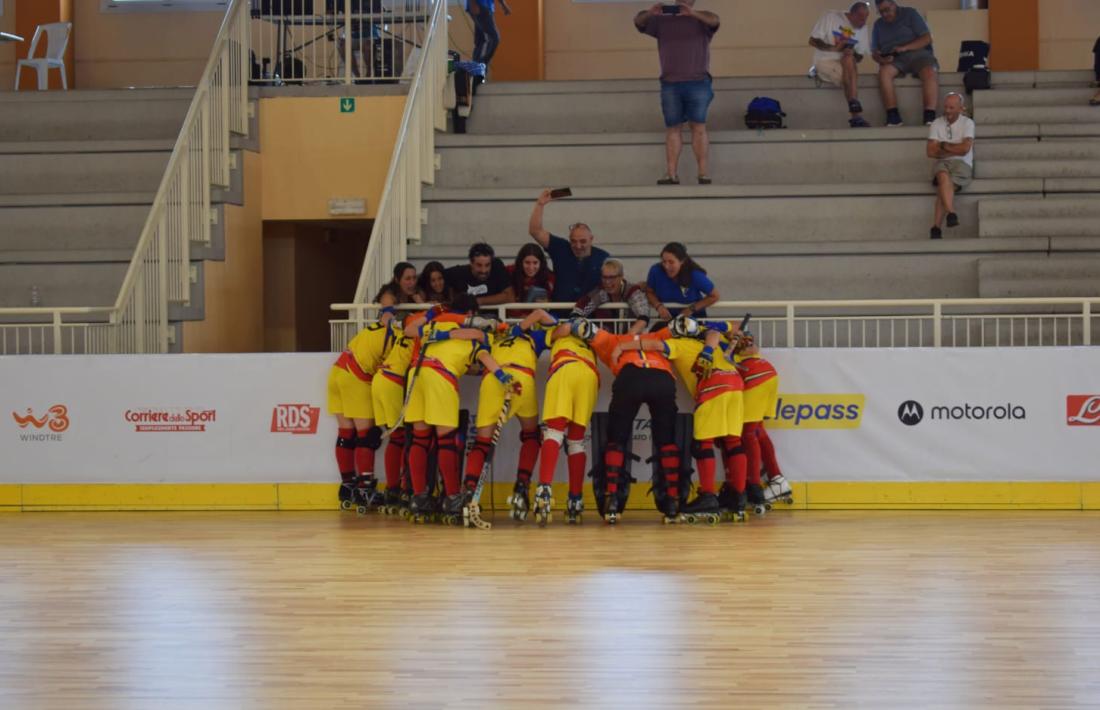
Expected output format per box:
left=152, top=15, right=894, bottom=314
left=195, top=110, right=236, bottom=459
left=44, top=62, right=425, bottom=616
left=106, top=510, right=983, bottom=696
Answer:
left=389, top=426, right=406, bottom=446
left=566, top=438, right=586, bottom=456
left=410, top=429, right=432, bottom=453
left=544, top=426, right=565, bottom=448
left=337, top=434, right=356, bottom=451
left=721, top=436, right=745, bottom=458
left=437, top=432, right=459, bottom=455
left=470, top=435, right=493, bottom=460
left=520, top=428, right=541, bottom=445
left=361, top=426, right=383, bottom=450
left=691, top=439, right=715, bottom=461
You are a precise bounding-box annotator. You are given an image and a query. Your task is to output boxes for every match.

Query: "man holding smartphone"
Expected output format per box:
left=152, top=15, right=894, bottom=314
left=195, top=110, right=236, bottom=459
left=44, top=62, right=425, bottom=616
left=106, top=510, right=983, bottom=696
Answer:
left=529, top=189, right=609, bottom=305
left=633, top=1, right=721, bottom=185
left=871, top=0, right=939, bottom=127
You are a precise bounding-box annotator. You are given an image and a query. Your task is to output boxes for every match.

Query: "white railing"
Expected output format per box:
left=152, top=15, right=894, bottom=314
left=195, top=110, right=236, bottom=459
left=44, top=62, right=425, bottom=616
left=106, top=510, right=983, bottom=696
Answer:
left=249, top=0, right=436, bottom=85
left=0, top=0, right=250, bottom=354
left=350, top=0, right=448, bottom=303
left=329, top=298, right=1100, bottom=352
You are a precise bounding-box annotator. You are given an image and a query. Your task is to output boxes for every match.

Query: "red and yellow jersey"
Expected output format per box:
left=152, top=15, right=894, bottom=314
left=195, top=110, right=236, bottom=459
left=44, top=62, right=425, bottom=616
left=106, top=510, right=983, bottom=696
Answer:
left=419, top=321, right=484, bottom=385
left=486, top=328, right=548, bottom=376
left=735, top=354, right=778, bottom=390
left=547, top=329, right=600, bottom=380
left=652, top=331, right=741, bottom=399
left=591, top=329, right=674, bottom=378
left=335, top=322, right=395, bottom=380
left=377, top=330, right=414, bottom=385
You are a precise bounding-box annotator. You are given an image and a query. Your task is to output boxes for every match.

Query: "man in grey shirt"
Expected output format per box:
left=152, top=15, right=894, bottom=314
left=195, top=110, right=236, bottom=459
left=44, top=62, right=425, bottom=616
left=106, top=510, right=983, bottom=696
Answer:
left=633, top=1, right=721, bottom=186
left=871, top=0, right=939, bottom=127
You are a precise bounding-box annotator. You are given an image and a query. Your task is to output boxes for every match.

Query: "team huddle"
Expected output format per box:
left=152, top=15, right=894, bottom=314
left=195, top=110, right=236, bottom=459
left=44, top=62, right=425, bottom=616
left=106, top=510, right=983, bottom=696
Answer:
left=327, top=293, right=792, bottom=527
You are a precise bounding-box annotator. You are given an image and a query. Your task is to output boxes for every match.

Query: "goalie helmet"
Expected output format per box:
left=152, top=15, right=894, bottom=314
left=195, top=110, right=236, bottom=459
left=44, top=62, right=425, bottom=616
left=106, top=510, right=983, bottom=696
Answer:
left=669, top=314, right=701, bottom=338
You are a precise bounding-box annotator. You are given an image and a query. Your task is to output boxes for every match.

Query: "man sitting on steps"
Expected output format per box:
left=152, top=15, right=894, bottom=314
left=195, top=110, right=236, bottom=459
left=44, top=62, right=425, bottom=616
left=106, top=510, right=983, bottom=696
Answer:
left=808, top=2, right=873, bottom=128
left=926, top=93, right=974, bottom=241
left=871, top=0, right=939, bottom=127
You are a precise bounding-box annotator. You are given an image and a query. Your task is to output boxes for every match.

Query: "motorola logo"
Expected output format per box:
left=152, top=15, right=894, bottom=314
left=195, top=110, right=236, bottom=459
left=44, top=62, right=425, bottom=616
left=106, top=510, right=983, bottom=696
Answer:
left=898, top=400, right=924, bottom=426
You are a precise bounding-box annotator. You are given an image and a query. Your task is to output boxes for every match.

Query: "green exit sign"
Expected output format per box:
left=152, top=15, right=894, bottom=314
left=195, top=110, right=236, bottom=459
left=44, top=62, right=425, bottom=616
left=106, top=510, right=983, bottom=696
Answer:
left=339, top=97, right=356, bottom=113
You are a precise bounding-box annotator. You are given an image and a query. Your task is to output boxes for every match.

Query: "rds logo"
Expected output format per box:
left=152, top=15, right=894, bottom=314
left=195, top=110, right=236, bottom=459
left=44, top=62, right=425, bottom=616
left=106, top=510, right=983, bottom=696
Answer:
left=766, top=394, right=865, bottom=429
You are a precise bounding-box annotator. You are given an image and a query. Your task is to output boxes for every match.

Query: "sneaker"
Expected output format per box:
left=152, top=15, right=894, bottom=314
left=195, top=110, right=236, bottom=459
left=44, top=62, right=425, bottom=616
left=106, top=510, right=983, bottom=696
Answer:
left=930, top=226, right=943, bottom=240
left=885, top=109, right=903, bottom=127
left=946, top=212, right=959, bottom=228
left=923, top=109, right=937, bottom=125
left=698, top=175, right=712, bottom=185
left=849, top=115, right=871, bottom=128
left=657, top=175, right=680, bottom=185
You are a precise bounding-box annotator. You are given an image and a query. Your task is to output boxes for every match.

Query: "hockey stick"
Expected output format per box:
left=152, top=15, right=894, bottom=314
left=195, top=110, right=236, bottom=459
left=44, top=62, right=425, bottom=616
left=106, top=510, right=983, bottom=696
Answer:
left=379, top=331, right=432, bottom=442
left=463, top=389, right=514, bottom=531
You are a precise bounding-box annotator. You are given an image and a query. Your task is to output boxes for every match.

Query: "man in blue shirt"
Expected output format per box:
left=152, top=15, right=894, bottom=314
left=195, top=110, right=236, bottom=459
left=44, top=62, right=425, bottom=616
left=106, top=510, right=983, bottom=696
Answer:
left=467, top=0, right=512, bottom=70
left=528, top=189, right=610, bottom=305
left=871, top=0, right=939, bottom=127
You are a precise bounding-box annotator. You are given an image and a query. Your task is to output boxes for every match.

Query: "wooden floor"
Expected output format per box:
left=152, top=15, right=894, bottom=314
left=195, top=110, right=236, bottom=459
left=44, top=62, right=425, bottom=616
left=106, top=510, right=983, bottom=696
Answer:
left=2, top=511, right=1100, bottom=709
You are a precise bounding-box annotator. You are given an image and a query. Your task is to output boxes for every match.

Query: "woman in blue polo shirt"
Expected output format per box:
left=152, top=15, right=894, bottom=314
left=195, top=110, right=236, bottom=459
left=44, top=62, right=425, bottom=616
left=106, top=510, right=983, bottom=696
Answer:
left=645, top=242, right=720, bottom=321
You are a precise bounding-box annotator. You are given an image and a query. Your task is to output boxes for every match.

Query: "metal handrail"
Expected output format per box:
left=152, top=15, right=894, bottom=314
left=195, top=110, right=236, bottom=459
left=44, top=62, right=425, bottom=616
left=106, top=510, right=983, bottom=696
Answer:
left=350, top=0, right=448, bottom=303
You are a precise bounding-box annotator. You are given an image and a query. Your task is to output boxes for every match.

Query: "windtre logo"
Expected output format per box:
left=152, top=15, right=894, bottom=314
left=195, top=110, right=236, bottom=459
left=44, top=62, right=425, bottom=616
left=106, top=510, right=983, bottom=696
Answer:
left=12, top=405, right=70, bottom=442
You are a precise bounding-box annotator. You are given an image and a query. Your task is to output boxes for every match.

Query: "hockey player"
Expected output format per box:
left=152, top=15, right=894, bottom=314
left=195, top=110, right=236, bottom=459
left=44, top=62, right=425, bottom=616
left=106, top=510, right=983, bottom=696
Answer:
left=464, top=309, right=556, bottom=524
left=538, top=316, right=602, bottom=524
left=730, top=331, right=787, bottom=513
left=326, top=320, right=398, bottom=511
left=402, top=295, right=517, bottom=524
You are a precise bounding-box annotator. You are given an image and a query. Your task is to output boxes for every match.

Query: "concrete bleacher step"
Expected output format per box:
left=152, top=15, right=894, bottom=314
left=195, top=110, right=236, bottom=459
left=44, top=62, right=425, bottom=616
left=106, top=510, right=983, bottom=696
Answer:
left=423, top=187, right=1047, bottom=245
left=978, top=256, right=1100, bottom=298
left=0, top=205, right=149, bottom=253
left=0, top=262, right=129, bottom=309
left=974, top=105, right=1100, bottom=126
left=972, top=88, right=1098, bottom=108
left=979, top=197, right=1100, bottom=238
left=0, top=151, right=171, bottom=196
left=0, top=89, right=191, bottom=142
left=978, top=160, right=1100, bottom=179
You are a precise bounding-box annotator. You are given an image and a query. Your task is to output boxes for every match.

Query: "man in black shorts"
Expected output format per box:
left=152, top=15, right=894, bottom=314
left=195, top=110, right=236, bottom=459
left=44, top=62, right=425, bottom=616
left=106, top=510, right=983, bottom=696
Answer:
left=871, top=0, right=939, bottom=127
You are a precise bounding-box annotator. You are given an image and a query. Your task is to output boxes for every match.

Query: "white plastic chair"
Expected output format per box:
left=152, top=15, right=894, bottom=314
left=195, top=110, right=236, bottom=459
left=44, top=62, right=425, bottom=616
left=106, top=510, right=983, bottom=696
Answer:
left=15, top=22, right=72, bottom=91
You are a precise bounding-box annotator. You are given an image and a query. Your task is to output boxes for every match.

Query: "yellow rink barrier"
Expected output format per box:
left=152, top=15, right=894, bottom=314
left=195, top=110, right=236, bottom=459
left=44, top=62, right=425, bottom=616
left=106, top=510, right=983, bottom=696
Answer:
left=2, top=482, right=1100, bottom=512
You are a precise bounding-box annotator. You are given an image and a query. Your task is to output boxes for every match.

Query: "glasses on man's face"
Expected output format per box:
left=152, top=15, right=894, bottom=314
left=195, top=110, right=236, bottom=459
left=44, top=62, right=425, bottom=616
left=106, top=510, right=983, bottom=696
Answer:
left=601, top=273, right=621, bottom=282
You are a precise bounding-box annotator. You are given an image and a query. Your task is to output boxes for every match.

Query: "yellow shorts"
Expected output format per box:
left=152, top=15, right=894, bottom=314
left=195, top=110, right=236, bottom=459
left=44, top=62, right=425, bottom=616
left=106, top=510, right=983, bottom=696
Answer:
left=326, top=366, right=373, bottom=420
left=476, top=371, right=538, bottom=428
left=541, top=362, right=599, bottom=426
left=404, top=368, right=460, bottom=429
left=693, top=390, right=744, bottom=441
left=743, top=377, right=779, bottom=423
left=371, top=375, right=406, bottom=429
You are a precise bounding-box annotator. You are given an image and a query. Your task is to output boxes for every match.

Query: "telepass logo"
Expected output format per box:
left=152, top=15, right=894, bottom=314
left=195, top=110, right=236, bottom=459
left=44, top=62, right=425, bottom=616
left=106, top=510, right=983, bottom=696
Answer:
left=1067, top=396, right=1100, bottom=426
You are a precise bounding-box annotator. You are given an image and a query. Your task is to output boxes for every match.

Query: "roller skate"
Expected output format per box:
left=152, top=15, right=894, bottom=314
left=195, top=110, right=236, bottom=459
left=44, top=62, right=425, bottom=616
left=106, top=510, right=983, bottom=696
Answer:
left=534, top=483, right=553, bottom=527
left=746, top=483, right=770, bottom=517
left=717, top=483, right=747, bottom=523
left=409, top=493, right=434, bottom=524
left=681, top=492, right=721, bottom=525
left=566, top=493, right=584, bottom=524
left=661, top=496, right=682, bottom=525
left=763, top=473, right=794, bottom=506
left=353, top=477, right=381, bottom=515
left=381, top=487, right=403, bottom=515
left=441, top=491, right=468, bottom=527
left=508, top=479, right=530, bottom=522
left=603, top=495, right=620, bottom=525
left=338, top=480, right=356, bottom=511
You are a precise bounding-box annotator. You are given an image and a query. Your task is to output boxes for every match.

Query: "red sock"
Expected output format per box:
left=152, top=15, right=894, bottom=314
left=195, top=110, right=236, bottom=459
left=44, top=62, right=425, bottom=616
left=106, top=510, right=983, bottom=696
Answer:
left=566, top=422, right=587, bottom=496
left=438, top=431, right=461, bottom=495
left=336, top=427, right=356, bottom=482
left=354, top=431, right=375, bottom=479
left=409, top=429, right=432, bottom=494
left=695, top=438, right=716, bottom=494
left=744, top=423, right=763, bottom=486
left=539, top=418, right=567, bottom=486
left=723, top=435, right=746, bottom=493
left=383, top=427, right=405, bottom=489
left=759, top=426, right=782, bottom=477
left=518, top=429, right=540, bottom=483
left=659, top=444, right=680, bottom=499
left=465, top=435, right=493, bottom=489
left=605, top=445, right=624, bottom=494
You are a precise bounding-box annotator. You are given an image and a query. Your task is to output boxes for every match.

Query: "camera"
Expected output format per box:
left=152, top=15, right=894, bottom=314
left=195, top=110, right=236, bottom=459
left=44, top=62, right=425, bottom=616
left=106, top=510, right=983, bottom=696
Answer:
left=661, top=4, right=681, bottom=15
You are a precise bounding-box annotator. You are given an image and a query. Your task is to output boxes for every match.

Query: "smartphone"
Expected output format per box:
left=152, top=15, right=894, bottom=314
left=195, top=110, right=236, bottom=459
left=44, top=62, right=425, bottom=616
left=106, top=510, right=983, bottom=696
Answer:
left=737, top=313, right=752, bottom=333
left=549, top=187, right=572, bottom=200
left=661, top=4, right=681, bottom=15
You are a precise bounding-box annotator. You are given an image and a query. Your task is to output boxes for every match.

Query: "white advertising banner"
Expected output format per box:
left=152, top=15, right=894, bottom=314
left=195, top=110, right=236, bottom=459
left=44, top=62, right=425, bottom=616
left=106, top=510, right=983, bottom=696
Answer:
left=1, top=349, right=1098, bottom=484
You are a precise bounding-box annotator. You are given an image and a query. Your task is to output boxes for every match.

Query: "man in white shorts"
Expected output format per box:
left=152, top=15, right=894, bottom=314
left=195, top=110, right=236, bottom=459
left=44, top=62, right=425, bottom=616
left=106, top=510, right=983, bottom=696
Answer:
left=926, top=92, right=975, bottom=240
left=808, top=2, right=872, bottom=128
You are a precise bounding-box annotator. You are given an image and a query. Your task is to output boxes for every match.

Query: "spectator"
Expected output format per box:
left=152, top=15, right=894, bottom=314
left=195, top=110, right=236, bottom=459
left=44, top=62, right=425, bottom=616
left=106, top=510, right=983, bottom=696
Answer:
left=646, top=241, right=719, bottom=319
left=926, top=93, right=974, bottom=240
left=871, top=0, right=939, bottom=127
left=572, top=258, right=650, bottom=334
left=444, top=243, right=512, bottom=306
left=633, top=1, right=721, bottom=185
left=417, top=261, right=452, bottom=303
left=1090, top=36, right=1100, bottom=106
left=467, top=0, right=512, bottom=71
left=809, top=2, right=873, bottom=128
left=507, top=243, right=555, bottom=304
left=374, top=261, right=423, bottom=323
left=528, top=190, right=610, bottom=304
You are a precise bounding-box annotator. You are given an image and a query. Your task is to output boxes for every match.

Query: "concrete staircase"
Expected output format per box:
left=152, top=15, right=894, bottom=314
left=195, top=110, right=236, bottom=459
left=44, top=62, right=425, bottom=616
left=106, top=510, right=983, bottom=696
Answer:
left=413, top=70, right=1100, bottom=302
left=0, top=88, right=245, bottom=349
